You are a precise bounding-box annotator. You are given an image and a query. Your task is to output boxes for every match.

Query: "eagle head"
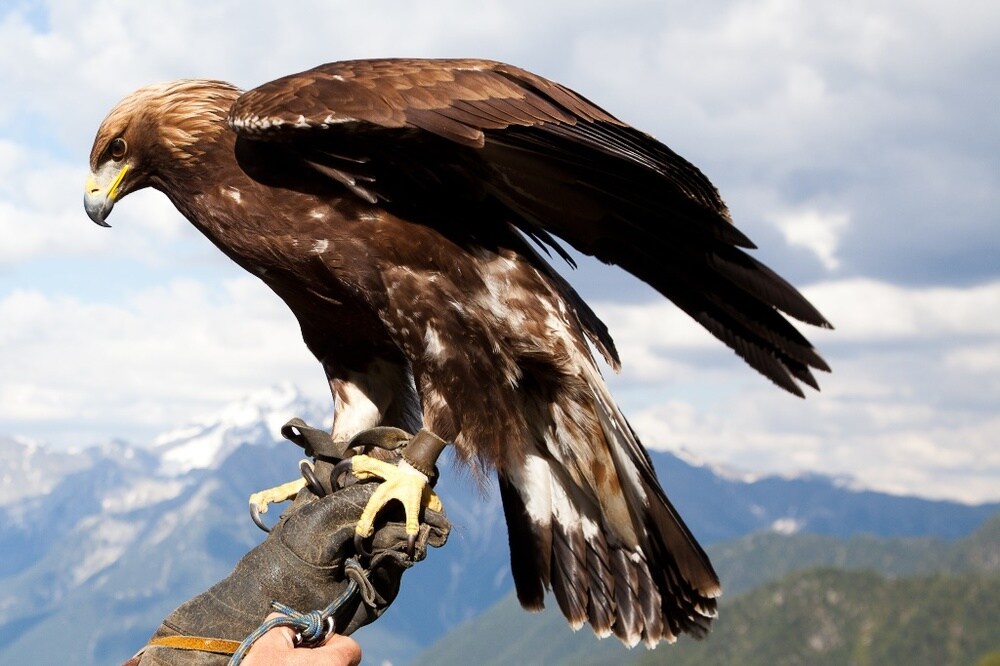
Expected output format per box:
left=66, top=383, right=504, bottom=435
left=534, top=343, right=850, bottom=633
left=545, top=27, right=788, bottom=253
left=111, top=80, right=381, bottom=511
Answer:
left=85, top=79, right=240, bottom=226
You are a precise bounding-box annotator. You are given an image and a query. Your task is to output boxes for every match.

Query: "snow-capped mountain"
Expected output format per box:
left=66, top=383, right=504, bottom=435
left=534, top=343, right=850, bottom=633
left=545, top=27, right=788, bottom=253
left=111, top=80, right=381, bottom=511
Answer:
left=153, top=382, right=327, bottom=475
left=0, top=386, right=997, bottom=665
left=0, top=434, right=95, bottom=507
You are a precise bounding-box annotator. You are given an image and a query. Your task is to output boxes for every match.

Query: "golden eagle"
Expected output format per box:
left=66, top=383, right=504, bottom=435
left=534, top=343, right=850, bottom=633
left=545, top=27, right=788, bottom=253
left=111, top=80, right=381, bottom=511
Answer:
left=85, top=59, right=830, bottom=647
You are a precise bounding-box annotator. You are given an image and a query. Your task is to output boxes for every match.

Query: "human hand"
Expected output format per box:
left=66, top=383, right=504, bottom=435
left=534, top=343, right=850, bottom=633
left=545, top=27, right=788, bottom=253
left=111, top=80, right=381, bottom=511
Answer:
left=241, top=614, right=362, bottom=666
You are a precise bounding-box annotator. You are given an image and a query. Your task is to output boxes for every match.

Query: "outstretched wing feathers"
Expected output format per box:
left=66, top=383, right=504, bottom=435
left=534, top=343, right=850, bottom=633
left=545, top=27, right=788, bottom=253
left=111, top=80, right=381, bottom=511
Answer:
left=229, top=58, right=830, bottom=395
left=230, top=59, right=585, bottom=144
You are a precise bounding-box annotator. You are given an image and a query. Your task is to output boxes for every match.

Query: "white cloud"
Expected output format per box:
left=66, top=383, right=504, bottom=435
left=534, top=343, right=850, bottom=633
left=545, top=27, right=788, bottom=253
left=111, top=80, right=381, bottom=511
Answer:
left=945, top=344, right=1000, bottom=375
left=771, top=209, right=850, bottom=271
left=0, top=278, right=327, bottom=446
left=630, top=384, right=1000, bottom=504
left=561, top=0, right=999, bottom=286
left=0, top=136, right=189, bottom=268
left=596, top=278, right=1000, bottom=351
left=801, top=279, right=1000, bottom=340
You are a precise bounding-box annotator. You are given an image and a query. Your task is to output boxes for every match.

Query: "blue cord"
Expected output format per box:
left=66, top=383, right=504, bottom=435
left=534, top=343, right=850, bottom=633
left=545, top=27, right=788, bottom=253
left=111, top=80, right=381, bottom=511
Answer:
left=227, top=574, right=361, bottom=665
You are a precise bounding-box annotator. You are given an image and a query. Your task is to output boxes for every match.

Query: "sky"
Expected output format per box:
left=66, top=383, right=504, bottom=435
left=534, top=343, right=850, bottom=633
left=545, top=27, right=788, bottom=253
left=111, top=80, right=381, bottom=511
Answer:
left=0, top=0, right=997, bottom=503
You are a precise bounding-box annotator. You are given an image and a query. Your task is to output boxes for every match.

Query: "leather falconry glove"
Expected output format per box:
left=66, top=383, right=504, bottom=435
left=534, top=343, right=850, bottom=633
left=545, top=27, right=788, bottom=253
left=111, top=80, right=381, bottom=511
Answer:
left=126, top=423, right=451, bottom=666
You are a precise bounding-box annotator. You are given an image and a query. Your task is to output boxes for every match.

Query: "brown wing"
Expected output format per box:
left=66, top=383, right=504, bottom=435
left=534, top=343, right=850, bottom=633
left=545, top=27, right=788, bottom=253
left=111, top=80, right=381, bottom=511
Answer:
left=228, top=58, right=832, bottom=395
left=230, top=58, right=611, bottom=142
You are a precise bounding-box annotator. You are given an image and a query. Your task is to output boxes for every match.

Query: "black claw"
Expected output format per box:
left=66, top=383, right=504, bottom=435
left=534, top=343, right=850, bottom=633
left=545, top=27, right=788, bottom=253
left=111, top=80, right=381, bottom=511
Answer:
left=250, top=503, right=271, bottom=533
left=299, top=460, right=326, bottom=497
left=331, top=458, right=355, bottom=490
left=406, top=533, right=416, bottom=559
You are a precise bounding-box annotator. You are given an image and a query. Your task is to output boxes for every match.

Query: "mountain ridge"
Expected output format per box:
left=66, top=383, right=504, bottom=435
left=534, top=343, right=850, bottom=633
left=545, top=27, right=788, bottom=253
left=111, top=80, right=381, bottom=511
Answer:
left=414, top=514, right=1000, bottom=665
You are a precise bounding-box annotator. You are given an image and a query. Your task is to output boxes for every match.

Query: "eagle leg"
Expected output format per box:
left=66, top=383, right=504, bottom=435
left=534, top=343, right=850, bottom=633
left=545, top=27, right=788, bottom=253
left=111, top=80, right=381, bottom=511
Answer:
left=345, top=430, right=448, bottom=555
left=248, top=476, right=308, bottom=532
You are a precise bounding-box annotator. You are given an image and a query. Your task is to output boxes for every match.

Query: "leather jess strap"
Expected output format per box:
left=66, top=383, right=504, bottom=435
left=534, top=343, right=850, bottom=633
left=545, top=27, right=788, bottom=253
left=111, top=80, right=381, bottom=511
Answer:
left=122, top=635, right=242, bottom=665
left=148, top=635, right=242, bottom=654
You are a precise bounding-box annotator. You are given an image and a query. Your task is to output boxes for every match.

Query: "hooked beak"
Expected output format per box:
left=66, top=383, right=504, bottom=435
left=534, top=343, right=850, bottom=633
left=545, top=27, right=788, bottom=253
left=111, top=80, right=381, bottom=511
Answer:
left=84, top=163, right=130, bottom=227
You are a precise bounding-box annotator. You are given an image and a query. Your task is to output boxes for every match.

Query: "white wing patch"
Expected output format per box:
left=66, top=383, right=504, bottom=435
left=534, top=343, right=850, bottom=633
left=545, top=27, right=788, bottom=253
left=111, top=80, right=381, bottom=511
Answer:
left=231, top=115, right=284, bottom=132
left=312, top=239, right=330, bottom=254
left=475, top=256, right=527, bottom=328
left=321, top=114, right=358, bottom=126
left=423, top=326, right=446, bottom=359
left=231, top=112, right=359, bottom=133
left=329, top=359, right=411, bottom=441
left=509, top=451, right=554, bottom=527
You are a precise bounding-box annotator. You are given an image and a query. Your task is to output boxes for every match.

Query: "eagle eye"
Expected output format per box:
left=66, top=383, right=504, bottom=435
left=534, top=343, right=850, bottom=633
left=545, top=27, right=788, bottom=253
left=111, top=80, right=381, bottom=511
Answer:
left=108, top=137, right=128, bottom=160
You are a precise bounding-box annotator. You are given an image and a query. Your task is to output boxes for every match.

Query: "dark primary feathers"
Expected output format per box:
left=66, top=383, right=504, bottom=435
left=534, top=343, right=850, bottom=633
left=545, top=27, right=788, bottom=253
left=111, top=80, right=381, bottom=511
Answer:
left=229, top=59, right=831, bottom=396
left=88, top=58, right=831, bottom=649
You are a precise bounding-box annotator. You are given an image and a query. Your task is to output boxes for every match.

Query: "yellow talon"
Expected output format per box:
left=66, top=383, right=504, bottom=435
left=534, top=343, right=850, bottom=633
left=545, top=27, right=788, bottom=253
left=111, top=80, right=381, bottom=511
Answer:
left=248, top=477, right=307, bottom=516
left=350, top=454, right=443, bottom=539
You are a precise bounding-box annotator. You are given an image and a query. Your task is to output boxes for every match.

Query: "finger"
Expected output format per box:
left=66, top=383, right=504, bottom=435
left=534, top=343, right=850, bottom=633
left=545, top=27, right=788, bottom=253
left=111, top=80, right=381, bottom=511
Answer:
left=239, top=615, right=298, bottom=666
left=258, top=612, right=298, bottom=648
left=319, top=633, right=363, bottom=666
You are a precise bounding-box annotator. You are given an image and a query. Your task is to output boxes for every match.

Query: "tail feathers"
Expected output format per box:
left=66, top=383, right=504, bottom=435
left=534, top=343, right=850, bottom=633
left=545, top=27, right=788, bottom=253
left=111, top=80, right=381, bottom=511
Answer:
left=497, top=361, right=720, bottom=647
left=594, top=383, right=721, bottom=603
left=498, top=431, right=719, bottom=647
left=584, top=531, right=616, bottom=637
left=500, top=462, right=551, bottom=611
left=500, top=468, right=655, bottom=645
left=550, top=518, right=588, bottom=629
